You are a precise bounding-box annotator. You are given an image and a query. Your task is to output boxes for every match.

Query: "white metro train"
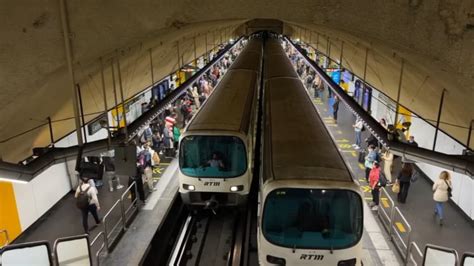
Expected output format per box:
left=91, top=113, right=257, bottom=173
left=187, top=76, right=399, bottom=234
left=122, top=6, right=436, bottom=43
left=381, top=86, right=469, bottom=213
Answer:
left=257, top=38, right=364, bottom=265
left=178, top=37, right=263, bottom=207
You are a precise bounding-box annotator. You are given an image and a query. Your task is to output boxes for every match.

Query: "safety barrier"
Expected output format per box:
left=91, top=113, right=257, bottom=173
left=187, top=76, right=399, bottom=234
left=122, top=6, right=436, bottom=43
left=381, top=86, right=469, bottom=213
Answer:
left=378, top=188, right=395, bottom=233
left=90, top=231, right=107, bottom=266
left=406, top=242, right=423, bottom=266
left=120, top=182, right=138, bottom=229
left=0, top=229, right=10, bottom=248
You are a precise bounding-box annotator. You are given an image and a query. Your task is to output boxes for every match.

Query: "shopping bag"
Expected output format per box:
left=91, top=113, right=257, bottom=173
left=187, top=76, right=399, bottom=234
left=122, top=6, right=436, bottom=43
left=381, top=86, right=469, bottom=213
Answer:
left=392, top=182, right=400, bottom=193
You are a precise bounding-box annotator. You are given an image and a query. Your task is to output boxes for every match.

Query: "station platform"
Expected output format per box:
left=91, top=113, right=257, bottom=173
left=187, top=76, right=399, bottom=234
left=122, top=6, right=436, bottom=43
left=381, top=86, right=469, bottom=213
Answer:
left=310, top=85, right=474, bottom=256
left=12, top=156, right=173, bottom=249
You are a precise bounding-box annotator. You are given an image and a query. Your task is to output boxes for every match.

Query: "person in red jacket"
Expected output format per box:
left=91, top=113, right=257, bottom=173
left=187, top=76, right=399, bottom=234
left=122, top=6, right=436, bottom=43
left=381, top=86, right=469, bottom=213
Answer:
left=369, top=161, right=381, bottom=211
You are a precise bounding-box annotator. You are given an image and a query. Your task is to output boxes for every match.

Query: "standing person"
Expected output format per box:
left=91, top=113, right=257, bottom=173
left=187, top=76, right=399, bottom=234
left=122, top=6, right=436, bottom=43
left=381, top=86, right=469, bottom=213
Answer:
left=332, top=95, right=340, bottom=122
left=369, top=162, right=381, bottom=211
left=140, top=142, right=158, bottom=192
left=128, top=163, right=146, bottom=204
left=75, top=177, right=101, bottom=234
left=173, top=125, right=181, bottom=153
left=381, top=149, right=394, bottom=185
left=352, top=118, right=364, bottom=149
left=433, top=171, right=452, bottom=225
left=408, top=136, right=418, bottom=147
left=103, top=156, right=124, bottom=192
left=312, top=75, right=321, bottom=98
left=364, top=145, right=378, bottom=182
left=396, top=163, right=414, bottom=203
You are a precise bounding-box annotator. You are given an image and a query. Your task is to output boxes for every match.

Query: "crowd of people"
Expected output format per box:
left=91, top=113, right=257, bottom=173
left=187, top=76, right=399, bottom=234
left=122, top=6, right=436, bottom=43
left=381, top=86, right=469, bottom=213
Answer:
left=73, top=43, right=241, bottom=234
left=287, top=40, right=453, bottom=226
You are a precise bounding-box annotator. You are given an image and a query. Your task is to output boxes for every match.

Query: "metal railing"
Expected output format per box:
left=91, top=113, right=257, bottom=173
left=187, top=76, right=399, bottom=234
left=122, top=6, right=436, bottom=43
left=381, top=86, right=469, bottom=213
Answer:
left=392, top=206, right=413, bottom=261
left=102, top=199, right=124, bottom=251
left=0, top=229, right=10, bottom=248
left=90, top=231, right=107, bottom=266
left=120, top=182, right=138, bottom=229
left=406, top=241, right=423, bottom=266
left=378, top=188, right=395, bottom=233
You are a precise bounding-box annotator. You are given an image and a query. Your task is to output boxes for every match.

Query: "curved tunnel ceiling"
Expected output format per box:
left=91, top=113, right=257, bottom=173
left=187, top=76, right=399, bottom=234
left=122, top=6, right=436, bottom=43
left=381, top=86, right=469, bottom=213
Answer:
left=0, top=0, right=472, bottom=163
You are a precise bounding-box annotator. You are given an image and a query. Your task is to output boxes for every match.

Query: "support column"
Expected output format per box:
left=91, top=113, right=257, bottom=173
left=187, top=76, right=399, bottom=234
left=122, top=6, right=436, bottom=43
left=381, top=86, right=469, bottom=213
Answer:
left=115, top=52, right=129, bottom=141
left=339, top=41, right=344, bottom=69
left=363, top=47, right=369, bottom=80
left=193, top=36, right=197, bottom=66
left=205, top=33, right=209, bottom=63
left=467, top=120, right=473, bottom=149
left=47, top=117, right=54, bottom=147
left=394, top=59, right=405, bottom=127
left=149, top=48, right=154, bottom=85
left=316, top=32, right=320, bottom=50
left=76, top=84, right=87, bottom=143
left=110, top=60, right=120, bottom=128
left=176, top=41, right=181, bottom=86
left=100, top=58, right=111, bottom=146
left=433, top=88, right=447, bottom=151
left=59, top=0, right=83, bottom=146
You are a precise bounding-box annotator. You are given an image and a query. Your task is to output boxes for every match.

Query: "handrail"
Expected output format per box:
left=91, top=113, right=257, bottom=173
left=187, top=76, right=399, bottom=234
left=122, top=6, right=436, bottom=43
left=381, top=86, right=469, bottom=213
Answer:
left=0, top=229, right=10, bottom=248
left=102, top=199, right=123, bottom=251
left=391, top=207, right=413, bottom=260
left=120, top=181, right=138, bottom=229
left=406, top=241, right=423, bottom=266
left=286, top=37, right=474, bottom=177
left=0, top=37, right=243, bottom=183
left=53, top=234, right=92, bottom=266
left=90, top=231, right=107, bottom=266
left=378, top=188, right=395, bottom=234
left=423, top=244, right=459, bottom=266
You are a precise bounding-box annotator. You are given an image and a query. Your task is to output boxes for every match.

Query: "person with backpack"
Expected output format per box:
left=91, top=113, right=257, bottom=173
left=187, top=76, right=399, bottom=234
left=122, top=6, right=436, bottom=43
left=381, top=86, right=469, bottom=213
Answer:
left=433, top=171, right=452, bottom=226
left=369, top=161, right=381, bottom=211
left=364, top=145, right=378, bottom=182
left=75, top=177, right=101, bottom=234
left=102, top=156, right=124, bottom=192
left=396, top=163, right=414, bottom=203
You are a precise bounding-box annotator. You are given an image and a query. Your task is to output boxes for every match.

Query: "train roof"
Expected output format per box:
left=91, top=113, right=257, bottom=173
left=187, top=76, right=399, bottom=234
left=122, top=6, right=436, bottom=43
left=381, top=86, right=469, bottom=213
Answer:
left=229, top=39, right=263, bottom=71
left=186, top=69, right=258, bottom=134
left=264, top=40, right=298, bottom=79
left=262, top=40, right=353, bottom=183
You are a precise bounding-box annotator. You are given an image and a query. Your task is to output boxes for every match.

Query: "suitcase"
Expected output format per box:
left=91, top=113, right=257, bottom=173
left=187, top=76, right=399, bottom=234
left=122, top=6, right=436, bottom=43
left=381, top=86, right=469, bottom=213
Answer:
left=358, top=150, right=366, bottom=164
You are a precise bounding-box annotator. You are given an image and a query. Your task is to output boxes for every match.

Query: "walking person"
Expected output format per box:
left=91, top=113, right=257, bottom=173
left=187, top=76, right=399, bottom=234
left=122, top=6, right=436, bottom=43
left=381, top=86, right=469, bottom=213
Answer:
left=369, top=162, right=381, bottom=211
left=75, top=177, right=101, bottom=234
left=352, top=118, right=364, bottom=149
left=396, top=163, right=414, bottom=203
left=332, top=95, right=340, bottom=122
left=103, top=156, right=124, bottom=192
left=433, top=171, right=452, bottom=226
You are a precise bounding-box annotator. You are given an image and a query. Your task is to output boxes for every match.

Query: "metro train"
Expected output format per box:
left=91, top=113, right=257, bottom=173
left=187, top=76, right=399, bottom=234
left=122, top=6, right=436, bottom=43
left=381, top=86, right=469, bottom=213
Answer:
left=257, top=38, right=364, bottom=265
left=178, top=36, right=263, bottom=207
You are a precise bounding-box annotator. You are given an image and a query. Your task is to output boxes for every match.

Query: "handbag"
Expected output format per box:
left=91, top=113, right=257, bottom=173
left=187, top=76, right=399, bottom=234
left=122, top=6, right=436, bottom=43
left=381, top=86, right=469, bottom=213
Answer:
left=392, top=182, right=400, bottom=194
left=411, top=170, right=419, bottom=183
left=444, top=180, right=453, bottom=198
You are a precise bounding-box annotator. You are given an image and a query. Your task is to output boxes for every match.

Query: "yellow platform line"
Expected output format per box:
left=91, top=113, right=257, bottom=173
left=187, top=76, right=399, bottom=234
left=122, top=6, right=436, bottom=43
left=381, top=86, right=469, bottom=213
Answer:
left=358, top=164, right=365, bottom=170
left=395, top=222, right=406, bottom=233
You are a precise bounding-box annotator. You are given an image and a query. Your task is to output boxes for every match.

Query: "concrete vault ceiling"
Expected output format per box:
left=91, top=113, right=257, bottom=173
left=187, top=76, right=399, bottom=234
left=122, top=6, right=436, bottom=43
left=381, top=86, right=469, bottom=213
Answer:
left=0, top=0, right=473, bottom=163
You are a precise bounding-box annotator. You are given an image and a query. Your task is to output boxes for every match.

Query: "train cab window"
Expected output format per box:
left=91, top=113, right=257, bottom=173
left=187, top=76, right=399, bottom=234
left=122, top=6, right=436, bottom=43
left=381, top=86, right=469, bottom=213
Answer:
left=262, top=188, right=363, bottom=250
left=179, top=136, right=247, bottom=178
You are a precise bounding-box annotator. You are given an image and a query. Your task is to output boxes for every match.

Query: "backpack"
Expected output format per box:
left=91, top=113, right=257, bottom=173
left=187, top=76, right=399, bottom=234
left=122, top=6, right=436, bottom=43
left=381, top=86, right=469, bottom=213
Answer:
left=378, top=171, right=387, bottom=187
left=76, top=185, right=91, bottom=209
left=138, top=152, right=146, bottom=166
left=361, top=124, right=366, bottom=132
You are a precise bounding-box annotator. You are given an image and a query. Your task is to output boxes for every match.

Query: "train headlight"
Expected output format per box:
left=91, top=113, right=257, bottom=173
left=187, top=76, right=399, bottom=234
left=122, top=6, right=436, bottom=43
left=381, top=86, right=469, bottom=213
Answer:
left=337, top=258, right=357, bottom=266
left=266, top=255, right=286, bottom=265
left=230, top=185, right=244, bottom=192
left=183, top=184, right=195, bottom=191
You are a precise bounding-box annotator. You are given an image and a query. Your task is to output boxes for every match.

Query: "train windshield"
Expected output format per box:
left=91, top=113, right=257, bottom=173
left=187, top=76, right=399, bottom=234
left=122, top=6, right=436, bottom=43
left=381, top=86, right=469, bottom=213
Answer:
left=179, top=136, right=247, bottom=178
left=262, top=188, right=363, bottom=249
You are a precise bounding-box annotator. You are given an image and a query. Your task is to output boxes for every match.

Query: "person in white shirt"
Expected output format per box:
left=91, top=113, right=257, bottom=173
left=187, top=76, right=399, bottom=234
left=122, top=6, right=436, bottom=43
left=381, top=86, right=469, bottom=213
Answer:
left=352, top=118, right=364, bottom=149
left=75, top=177, right=101, bottom=234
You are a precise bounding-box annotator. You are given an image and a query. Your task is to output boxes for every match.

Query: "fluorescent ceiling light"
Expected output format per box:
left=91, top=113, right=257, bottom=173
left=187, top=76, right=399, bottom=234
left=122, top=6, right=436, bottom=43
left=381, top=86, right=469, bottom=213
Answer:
left=0, top=177, right=28, bottom=184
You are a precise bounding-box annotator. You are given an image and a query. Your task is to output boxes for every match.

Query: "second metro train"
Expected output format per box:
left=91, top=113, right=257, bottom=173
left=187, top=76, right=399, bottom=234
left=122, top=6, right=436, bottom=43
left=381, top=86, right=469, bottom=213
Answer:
left=257, top=37, right=364, bottom=265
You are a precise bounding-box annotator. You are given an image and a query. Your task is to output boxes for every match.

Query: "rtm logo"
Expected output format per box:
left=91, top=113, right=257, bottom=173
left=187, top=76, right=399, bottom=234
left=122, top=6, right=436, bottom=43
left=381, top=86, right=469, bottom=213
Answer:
left=203, top=182, right=220, bottom=186
left=300, top=254, right=324, bottom=260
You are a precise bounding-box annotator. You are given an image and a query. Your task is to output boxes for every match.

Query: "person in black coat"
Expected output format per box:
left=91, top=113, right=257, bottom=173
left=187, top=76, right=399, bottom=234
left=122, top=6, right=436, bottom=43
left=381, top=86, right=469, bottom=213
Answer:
left=128, top=163, right=146, bottom=204
left=396, top=163, right=414, bottom=203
